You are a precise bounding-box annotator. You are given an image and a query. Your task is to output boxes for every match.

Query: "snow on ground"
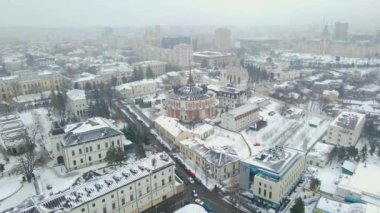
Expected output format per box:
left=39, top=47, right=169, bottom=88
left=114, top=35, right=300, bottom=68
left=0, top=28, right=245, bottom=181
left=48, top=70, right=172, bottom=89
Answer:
left=174, top=203, right=207, bottom=213
left=0, top=176, right=22, bottom=200
left=36, top=167, right=80, bottom=194
left=0, top=176, right=35, bottom=212
left=308, top=161, right=342, bottom=195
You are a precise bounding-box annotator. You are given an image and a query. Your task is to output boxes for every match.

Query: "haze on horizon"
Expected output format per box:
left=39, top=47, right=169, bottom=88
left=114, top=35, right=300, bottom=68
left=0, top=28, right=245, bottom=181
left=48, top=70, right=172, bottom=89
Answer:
left=0, top=0, right=379, bottom=33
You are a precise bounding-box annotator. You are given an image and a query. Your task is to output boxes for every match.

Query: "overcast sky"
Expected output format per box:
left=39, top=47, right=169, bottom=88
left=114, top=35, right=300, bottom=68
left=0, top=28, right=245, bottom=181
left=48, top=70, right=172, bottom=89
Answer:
left=0, top=0, right=379, bottom=32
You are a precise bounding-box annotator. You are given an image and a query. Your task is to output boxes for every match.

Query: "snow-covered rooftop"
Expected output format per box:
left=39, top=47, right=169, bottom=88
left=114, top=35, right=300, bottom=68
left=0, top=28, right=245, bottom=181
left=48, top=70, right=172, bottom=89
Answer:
left=66, top=89, right=86, bottom=101
left=174, top=204, right=207, bottom=213
left=6, top=153, right=174, bottom=213
left=243, top=147, right=304, bottom=177
left=224, top=103, right=259, bottom=119
left=62, top=117, right=122, bottom=147
left=331, top=111, right=366, bottom=130
left=115, top=79, right=156, bottom=91
left=307, top=142, right=334, bottom=162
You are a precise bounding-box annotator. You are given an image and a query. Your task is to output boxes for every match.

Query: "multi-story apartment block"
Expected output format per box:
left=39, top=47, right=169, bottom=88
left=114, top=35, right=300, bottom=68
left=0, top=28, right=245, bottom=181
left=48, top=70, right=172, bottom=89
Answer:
left=52, top=117, right=125, bottom=171
left=71, top=72, right=102, bottom=90
left=327, top=111, right=366, bottom=146
left=220, top=104, right=261, bottom=132
left=6, top=153, right=180, bottom=213
left=0, top=70, right=64, bottom=101
left=66, top=89, right=88, bottom=118
left=179, top=138, right=239, bottom=182
left=115, top=79, right=156, bottom=100
left=216, top=85, right=247, bottom=110
left=133, top=60, right=167, bottom=78
left=214, top=28, right=231, bottom=50
left=193, top=51, right=235, bottom=68
left=173, top=44, right=193, bottom=67
left=240, top=147, right=306, bottom=209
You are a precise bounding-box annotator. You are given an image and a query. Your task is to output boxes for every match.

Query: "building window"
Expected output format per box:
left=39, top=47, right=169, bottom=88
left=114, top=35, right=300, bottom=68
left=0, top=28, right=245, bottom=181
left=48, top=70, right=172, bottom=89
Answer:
left=103, top=207, right=107, bottom=213
left=99, top=154, right=102, bottom=159
left=154, top=175, right=156, bottom=179
left=162, top=179, right=165, bottom=186
left=117, top=140, right=120, bottom=145
left=98, top=144, right=100, bottom=150
left=90, top=146, right=93, bottom=152
left=81, top=208, right=85, bottom=212
left=139, top=190, right=142, bottom=197
left=73, top=160, right=76, bottom=166
left=89, top=156, right=92, bottom=161
left=121, top=190, right=124, bottom=194
left=86, top=147, right=89, bottom=152
left=79, top=149, right=82, bottom=154
left=72, top=150, right=75, bottom=156
left=264, top=189, right=267, bottom=197
left=147, top=186, right=150, bottom=193
left=130, top=186, right=132, bottom=190
left=130, top=194, right=134, bottom=201
left=111, top=194, right=114, bottom=198
left=258, top=188, right=261, bottom=195
left=105, top=142, right=108, bottom=148
left=80, top=158, right=84, bottom=164
left=112, top=141, right=115, bottom=146
left=92, top=203, right=95, bottom=207
left=102, top=198, right=105, bottom=203
left=112, top=203, right=116, bottom=210
left=121, top=198, right=125, bottom=205
left=169, top=176, right=172, bottom=182
left=155, top=183, right=157, bottom=189
left=269, top=191, right=272, bottom=199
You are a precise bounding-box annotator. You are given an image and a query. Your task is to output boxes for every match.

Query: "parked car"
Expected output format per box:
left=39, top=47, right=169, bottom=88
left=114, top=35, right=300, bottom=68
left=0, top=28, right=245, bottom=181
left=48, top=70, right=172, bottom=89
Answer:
left=188, top=177, right=195, bottom=184
left=195, top=198, right=204, bottom=205
left=192, top=190, right=198, bottom=198
left=268, top=111, right=276, bottom=116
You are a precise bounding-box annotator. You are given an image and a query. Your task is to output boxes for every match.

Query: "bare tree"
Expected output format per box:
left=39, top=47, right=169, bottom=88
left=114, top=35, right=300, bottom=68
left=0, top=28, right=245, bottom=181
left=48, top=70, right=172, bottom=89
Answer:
left=18, top=126, right=38, bottom=183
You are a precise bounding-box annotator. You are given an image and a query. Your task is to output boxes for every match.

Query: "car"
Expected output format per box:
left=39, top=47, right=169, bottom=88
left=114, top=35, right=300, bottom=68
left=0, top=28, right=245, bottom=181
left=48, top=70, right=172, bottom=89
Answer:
left=268, top=111, right=276, bottom=116
left=254, top=142, right=261, bottom=146
left=188, top=177, right=195, bottom=184
left=194, top=198, right=204, bottom=205
left=192, top=190, right=198, bottom=198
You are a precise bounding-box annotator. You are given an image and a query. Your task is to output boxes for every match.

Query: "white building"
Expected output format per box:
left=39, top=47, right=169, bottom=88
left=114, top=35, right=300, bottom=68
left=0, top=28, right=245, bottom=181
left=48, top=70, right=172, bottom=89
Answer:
left=215, top=85, right=247, bottom=110
left=314, top=197, right=380, bottom=213
left=327, top=111, right=366, bottom=146
left=7, top=153, right=181, bottom=213
left=336, top=163, right=380, bottom=206
left=115, top=79, right=156, bottom=100
left=239, top=147, right=306, bottom=209
left=173, top=44, right=193, bottom=67
left=66, top=89, right=88, bottom=118
left=306, top=142, right=335, bottom=167
left=133, top=60, right=167, bottom=78
left=53, top=117, right=125, bottom=171
left=220, top=104, right=260, bottom=132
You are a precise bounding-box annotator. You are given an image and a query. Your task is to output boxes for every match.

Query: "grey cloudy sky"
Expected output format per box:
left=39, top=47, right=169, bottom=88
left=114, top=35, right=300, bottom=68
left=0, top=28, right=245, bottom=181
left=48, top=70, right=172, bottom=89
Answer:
left=0, top=0, right=379, bottom=31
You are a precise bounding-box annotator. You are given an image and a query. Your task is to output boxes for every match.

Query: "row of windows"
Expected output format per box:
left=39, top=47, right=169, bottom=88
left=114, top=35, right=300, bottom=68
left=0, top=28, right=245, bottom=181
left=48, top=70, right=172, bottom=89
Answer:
left=73, top=154, right=102, bottom=165
left=71, top=140, right=120, bottom=156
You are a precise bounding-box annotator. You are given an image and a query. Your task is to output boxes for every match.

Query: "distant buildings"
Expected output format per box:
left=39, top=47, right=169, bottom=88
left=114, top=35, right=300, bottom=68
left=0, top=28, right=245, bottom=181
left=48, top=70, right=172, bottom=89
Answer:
left=52, top=117, right=125, bottom=171
left=240, top=147, right=305, bottom=209
left=115, top=79, right=156, bottom=100
left=314, top=197, right=380, bottom=213
left=133, top=60, right=167, bottom=78
left=161, top=36, right=191, bottom=49
left=193, top=51, right=235, bottom=68
left=0, top=70, right=64, bottom=101
left=214, top=28, right=231, bottom=50
left=165, top=72, right=216, bottom=122
left=173, top=44, right=193, bottom=67
left=219, top=67, right=249, bottom=87
left=334, top=22, right=349, bottom=41
left=66, top=89, right=88, bottom=118
left=7, top=153, right=181, bottom=213
left=327, top=111, right=366, bottom=146
left=220, top=104, right=260, bottom=132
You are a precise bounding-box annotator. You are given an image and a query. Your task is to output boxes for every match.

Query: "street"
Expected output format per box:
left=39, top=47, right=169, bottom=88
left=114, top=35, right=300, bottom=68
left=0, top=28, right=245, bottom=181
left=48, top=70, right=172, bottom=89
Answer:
left=114, top=101, right=244, bottom=213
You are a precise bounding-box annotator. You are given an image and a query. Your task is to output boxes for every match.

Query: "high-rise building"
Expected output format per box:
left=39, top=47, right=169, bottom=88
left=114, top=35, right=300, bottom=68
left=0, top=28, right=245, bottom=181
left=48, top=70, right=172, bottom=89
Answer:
left=214, top=28, right=231, bottom=50
left=173, top=43, right=193, bottom=67
left=334, top=22, right=349, bottom=40
left=320, top=25, right=329, bottom=54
